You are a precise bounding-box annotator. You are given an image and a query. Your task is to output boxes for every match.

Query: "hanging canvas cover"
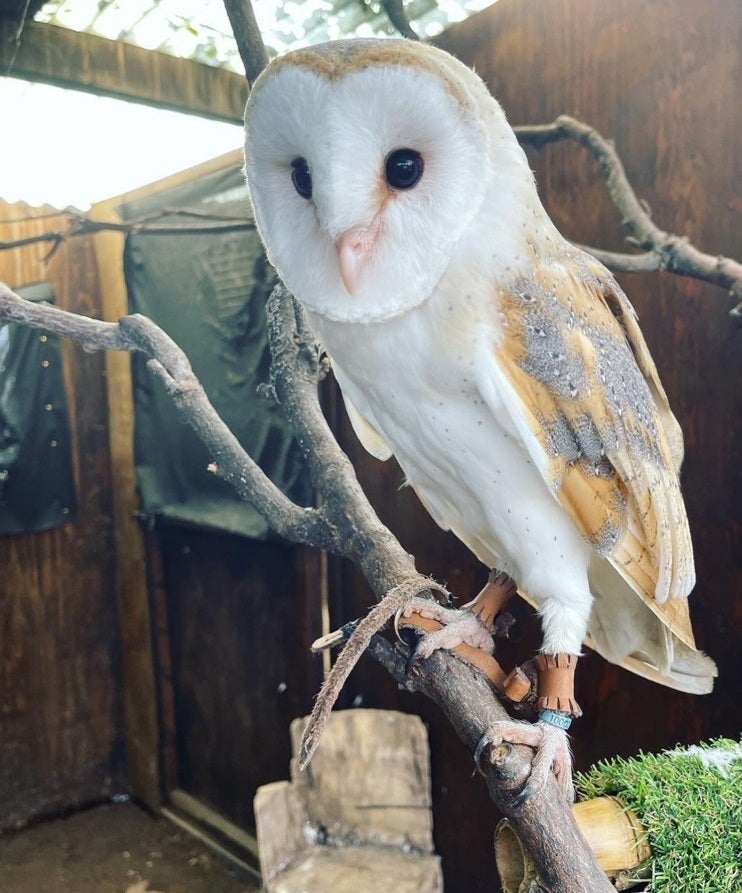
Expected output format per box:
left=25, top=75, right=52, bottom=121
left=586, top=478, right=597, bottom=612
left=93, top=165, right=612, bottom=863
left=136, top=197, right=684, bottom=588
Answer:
left=0, top=282, right=77, bottom=534
left=121, top=165, right=312, bottom=539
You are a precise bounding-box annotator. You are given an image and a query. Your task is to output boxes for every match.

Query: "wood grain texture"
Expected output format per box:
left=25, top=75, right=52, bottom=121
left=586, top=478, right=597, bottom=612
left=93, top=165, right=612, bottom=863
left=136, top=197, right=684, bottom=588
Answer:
left=91, top=200, right=160, bottom=811
left=0, top=20, right=247, bottom=122
left=158, top=526, right=323, bottom=833
left=325, top=2, right=740, bottom=891
left=0, top=204, right=122, bottom=829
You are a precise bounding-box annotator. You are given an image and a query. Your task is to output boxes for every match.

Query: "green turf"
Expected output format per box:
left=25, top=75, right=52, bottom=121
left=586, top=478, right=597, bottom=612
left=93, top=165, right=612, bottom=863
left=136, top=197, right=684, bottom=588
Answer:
left=575, top=738, right=742, bottom=892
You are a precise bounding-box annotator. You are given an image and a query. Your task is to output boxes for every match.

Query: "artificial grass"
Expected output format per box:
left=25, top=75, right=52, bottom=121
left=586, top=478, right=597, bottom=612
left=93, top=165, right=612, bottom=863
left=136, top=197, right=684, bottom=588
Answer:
left=575, top=738, right=742, bottom=893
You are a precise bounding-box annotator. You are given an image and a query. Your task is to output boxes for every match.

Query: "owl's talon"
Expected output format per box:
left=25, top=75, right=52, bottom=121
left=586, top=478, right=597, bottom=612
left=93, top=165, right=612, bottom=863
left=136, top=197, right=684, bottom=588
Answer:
left=479, top=718, right=575, bottom=804
left=396, top=596, right=495, bottom=655
left=473, top=733, right=491, bottom=776
left=397, top=604, right=508, bottom=689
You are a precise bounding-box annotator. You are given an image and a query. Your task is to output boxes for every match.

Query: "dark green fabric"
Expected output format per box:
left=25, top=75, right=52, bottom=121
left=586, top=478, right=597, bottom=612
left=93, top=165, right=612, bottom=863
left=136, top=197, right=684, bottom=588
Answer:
left=121, top=164, right=312, bottom=539
left=0, top=282, right=77, bottom=534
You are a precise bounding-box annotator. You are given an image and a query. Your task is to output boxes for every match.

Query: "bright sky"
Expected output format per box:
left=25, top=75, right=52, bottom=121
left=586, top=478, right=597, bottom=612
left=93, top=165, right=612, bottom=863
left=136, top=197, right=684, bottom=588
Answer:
left=0, top=78, right=244, bottom=210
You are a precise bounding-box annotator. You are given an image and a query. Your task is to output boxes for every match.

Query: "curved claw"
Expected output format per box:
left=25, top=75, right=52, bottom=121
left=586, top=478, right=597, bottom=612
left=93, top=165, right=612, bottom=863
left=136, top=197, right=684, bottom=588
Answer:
left=473, top=734, right=492, bottom=777
left=477, top=719, right=575, bottom=804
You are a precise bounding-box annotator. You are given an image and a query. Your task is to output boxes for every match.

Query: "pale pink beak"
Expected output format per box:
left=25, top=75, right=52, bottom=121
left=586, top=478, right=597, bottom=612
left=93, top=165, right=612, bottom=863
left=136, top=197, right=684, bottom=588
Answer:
left=335, top=219, right=382, bottom=295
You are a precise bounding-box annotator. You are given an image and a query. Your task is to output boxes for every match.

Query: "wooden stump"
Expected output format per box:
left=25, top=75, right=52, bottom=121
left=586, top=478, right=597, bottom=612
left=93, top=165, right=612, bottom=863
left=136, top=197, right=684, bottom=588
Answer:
left=495, top=796, right=652, bottom=892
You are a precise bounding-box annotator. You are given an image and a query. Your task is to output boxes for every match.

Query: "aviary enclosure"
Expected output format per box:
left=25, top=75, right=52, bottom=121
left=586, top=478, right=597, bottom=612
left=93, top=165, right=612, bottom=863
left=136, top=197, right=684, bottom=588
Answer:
left=0, top=1, right=739, bottom=892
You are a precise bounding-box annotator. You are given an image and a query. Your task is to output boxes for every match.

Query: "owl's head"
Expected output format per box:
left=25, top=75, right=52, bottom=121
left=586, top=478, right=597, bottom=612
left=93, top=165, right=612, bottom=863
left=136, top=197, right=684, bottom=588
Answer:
left=245, top=39, right=530, bottom=324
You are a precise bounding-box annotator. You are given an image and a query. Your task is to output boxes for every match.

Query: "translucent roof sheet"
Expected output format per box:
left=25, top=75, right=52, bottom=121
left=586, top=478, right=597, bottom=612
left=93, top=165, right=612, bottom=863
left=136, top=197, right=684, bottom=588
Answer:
left=35, top=0, right=494, bottom=72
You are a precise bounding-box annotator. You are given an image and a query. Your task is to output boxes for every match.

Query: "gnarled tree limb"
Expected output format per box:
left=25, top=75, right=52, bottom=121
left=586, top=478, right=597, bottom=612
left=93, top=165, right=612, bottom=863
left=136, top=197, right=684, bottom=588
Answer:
left=0, top=277, right=614, bottom=893
left=0, top=281, right=328, bottom=548
left=515, top=116, right=742, bottom=316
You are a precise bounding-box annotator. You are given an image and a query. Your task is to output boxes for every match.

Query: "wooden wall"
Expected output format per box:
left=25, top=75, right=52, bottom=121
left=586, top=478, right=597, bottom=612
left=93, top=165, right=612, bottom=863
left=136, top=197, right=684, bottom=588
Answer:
left=0, top=4, right=738, bottom=890
left=156, top=528, right=322, bottom=832
left=328, top=1, right=740, bottom=890
left=0, top=206, right=122, bottom=829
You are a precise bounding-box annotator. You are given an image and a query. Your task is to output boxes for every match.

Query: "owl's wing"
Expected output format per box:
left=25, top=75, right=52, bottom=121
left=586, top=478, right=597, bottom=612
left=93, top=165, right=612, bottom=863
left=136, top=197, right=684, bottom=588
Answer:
left=488, top=248, right=697, bottom=649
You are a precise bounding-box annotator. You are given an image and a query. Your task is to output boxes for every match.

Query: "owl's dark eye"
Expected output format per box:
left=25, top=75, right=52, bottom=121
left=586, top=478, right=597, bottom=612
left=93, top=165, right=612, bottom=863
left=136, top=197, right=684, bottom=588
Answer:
left=291, top=157, right=312, bottom=199
left=385, top=148, right=424, bottom=190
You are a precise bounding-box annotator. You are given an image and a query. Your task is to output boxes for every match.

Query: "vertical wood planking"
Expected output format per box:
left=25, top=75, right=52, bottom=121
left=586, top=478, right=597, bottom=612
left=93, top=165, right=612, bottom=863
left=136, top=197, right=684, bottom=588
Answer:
left=90, top=202, right=161, bottom=811
left=0, top=204, right=122, bottom=828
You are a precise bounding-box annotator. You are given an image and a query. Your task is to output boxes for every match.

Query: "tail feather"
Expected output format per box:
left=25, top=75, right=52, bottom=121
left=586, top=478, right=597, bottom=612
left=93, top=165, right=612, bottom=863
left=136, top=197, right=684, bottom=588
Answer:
left=587, top=556, right=717, bottom=693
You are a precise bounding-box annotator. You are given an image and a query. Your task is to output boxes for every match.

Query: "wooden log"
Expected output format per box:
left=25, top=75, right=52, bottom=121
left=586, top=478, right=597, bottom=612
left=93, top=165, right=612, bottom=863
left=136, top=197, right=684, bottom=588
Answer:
left=0, top=20, right=247, bottom=122
left=495, top=796, right=652, bottom=892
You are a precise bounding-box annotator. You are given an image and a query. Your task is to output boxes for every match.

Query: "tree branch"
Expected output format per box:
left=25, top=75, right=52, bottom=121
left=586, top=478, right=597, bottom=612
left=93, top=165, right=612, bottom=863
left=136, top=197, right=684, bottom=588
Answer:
left=0, top=281, right=330, bottom=548
left=0, top=209, right=255, bottom=261
left=0, top=276, right=614, bottom=892
left=222, top=0, right=269, bottom=83
left=367, top=635, right=614, bottom=892
left=381, top=0, right=419, bottom=40
left=265, top=286, right=419, bottom=584
left=515, top=116, right=742, bottom=315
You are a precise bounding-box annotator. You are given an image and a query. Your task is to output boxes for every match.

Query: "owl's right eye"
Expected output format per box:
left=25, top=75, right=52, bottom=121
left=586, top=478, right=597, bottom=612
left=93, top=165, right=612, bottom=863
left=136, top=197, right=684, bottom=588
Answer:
left=291, top=157, right=312, bottom=200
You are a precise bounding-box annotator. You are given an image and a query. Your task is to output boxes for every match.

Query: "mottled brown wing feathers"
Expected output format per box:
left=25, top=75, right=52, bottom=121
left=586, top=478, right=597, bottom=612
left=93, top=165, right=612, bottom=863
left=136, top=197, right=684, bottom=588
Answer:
left=494, top=249, right=696, bottom=647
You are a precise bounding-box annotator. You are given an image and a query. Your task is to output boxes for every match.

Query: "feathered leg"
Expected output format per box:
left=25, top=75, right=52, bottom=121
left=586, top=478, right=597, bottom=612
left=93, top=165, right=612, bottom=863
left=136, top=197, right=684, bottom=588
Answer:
left=480, top=585, right=590, bottom=803
left=481, top=652, right=581, bottom=803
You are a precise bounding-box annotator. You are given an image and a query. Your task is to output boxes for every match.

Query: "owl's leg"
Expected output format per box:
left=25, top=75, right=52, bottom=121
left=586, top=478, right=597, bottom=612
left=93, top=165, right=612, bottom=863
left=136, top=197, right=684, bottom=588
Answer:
left=396, top=568, right=517, bottom=659
left=480, top=653, right=582, bottom=802
left=480, top=586, right=590, bottom=803
left=477, top=717, right=576, bottom=803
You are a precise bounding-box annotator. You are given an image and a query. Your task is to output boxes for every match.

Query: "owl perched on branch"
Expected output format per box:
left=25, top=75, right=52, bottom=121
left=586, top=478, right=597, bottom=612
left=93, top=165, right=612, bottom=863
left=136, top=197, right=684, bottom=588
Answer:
left=244, top=38, right=716, bottom=798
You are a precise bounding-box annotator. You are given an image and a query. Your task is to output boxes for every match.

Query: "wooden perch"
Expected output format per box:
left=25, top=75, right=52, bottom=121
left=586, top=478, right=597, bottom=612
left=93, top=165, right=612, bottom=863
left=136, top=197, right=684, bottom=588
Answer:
left=0, top=277, right=613, bottom=892
left=514, top=117, right=742, bottom=316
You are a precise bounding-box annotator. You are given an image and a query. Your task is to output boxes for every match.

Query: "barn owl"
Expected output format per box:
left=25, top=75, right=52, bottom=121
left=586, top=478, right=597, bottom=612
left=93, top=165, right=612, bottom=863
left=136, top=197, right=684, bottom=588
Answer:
left=244, top=38, right=716, bottom=798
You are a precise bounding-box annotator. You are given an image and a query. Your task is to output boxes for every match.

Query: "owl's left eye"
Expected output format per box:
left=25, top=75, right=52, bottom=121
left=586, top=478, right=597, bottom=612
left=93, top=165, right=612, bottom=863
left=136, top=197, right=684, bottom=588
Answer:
left=291, top=157, right=312, bottom=200
left=385, top=148, right=424, bottom=190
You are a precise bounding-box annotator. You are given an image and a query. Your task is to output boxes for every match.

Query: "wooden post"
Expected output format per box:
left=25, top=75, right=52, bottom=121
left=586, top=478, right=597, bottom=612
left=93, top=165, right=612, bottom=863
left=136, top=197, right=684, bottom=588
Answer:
left=91, top=202, right=161, bottom=812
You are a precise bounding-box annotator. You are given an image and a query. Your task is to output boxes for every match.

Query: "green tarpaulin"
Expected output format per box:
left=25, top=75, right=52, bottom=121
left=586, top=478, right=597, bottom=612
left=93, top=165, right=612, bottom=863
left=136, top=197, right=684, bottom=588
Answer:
left=121, top=164, right=312, bottom=539
left=0, top=282, right=77, bottom=535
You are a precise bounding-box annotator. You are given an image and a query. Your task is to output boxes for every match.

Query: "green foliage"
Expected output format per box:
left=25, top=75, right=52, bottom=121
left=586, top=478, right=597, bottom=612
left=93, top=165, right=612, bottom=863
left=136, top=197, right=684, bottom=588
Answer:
left=575, top=738, right=742, bottom=893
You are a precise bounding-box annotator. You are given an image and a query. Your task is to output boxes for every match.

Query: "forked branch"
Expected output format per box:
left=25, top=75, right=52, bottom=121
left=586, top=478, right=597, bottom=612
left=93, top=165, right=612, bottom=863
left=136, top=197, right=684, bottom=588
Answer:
left=0, top=281, right=325, bottom=548
left=0, top=278, right=613, bottom=893
left=515, top=116, right=742, bottom=315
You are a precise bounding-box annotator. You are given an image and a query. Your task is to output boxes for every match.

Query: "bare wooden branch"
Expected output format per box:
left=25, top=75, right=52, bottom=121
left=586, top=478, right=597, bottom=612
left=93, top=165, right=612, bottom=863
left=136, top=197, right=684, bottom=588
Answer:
left=367, top=635, right=614, bottom=893
left=515, top=116, right=742, bottom=315
left=222, top=0, right=270, bottom=83
left=382, top=0, right=420, bottom=40
left=571, top=245, right=661, bottom=274
left=264, top=286, right=420, bottom=584
left=0, top=273, right=613, bottom=890
left=0, top=281, right=331, bottom=549
left=0, top=209, right=255, bottom=261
